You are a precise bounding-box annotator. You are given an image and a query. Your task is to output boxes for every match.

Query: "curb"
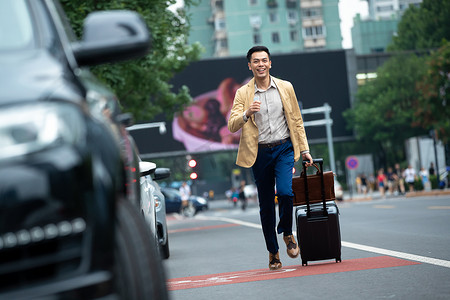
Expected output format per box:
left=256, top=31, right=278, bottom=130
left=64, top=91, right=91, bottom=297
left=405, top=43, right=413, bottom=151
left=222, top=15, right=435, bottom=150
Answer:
left=405, top=190, right=450, bottom=198
left=346, top=189, right=450, bottom=202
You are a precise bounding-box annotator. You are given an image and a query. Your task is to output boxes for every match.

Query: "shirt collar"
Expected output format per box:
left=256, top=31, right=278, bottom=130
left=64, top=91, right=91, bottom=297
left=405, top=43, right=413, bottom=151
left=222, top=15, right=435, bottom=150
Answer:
left=254, top=76, right=277, bottom=92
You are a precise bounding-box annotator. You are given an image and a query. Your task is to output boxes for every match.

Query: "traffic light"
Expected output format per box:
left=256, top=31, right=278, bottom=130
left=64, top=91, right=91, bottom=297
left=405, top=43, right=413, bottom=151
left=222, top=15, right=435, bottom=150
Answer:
left=188, top=159, right=198, bottom=180
left=188, top=159, right=197, bottom=168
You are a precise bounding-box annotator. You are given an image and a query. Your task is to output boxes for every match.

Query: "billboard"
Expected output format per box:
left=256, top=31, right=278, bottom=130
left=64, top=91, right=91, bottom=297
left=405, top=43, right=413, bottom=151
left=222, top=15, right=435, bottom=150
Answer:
left=131, top=50, right=354, bottom=159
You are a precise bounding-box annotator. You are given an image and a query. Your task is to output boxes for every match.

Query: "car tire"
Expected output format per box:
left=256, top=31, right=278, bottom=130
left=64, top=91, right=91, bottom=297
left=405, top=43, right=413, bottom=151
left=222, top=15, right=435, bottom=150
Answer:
left=115, top=198, right=168, bottom=300
left=161, top=237, right=170, bottom=259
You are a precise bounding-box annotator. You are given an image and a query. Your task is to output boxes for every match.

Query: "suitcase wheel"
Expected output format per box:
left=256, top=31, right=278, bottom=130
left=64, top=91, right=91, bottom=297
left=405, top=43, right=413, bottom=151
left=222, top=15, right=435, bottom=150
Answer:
left=302, top=260, right=308, bottom=266
left=336, top=258, right=342, bottom=263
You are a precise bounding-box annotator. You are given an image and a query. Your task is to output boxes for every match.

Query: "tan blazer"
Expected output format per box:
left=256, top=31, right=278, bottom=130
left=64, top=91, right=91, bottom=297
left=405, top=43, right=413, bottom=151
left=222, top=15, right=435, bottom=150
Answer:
left=228, top=77, right=309, bottom=168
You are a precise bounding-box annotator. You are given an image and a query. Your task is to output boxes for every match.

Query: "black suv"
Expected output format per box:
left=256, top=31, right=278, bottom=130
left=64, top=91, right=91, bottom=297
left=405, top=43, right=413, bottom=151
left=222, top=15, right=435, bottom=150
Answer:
left=0, top=0, right=167, bottom=299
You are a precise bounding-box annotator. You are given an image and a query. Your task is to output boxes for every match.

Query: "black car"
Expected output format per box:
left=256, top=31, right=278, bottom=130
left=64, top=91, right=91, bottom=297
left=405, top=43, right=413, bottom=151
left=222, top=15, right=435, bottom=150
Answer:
left=161, top=187, right=208, bottom=217
left=0, top=0, right=167, bottom=299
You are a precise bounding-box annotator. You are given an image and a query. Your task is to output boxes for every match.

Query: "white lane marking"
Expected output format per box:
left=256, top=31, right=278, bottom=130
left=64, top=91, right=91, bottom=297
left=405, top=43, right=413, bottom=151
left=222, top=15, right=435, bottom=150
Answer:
left=341, top=241, right=450, bottom=269
left=196, top=215, right=450, bottom=269
left=196, top=216, right=262, bottom=230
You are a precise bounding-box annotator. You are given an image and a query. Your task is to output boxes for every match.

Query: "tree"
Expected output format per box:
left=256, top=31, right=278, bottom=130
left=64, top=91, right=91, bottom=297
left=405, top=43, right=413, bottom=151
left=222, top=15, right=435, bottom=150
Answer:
left=60, top=0, right=203, bottom=121
left=343, top=54, right=428, bottom=166
left=415, top=41, right=450, bottom=143
left=389, top=0, right=450, bottom=51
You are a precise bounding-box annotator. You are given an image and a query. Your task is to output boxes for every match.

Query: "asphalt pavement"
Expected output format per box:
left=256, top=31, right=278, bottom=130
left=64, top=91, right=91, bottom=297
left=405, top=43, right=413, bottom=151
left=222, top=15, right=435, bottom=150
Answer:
left=163, top=191, right=450, bottom=300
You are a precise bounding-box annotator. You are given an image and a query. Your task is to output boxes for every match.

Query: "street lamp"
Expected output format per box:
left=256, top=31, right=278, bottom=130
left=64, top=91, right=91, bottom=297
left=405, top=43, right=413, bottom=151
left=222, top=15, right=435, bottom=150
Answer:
left=126, top=122, right=167, bottom=135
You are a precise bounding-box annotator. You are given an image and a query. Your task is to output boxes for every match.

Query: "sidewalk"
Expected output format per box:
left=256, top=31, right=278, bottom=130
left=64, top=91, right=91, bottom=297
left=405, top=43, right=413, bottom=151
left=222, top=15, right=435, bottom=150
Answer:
left=344, top=188, right=450, bottom=202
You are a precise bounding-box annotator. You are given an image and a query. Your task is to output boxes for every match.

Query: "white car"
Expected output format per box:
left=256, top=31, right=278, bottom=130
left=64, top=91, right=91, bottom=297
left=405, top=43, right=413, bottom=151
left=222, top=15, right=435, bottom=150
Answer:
left=139, top=161, right=171, bottom=259
left=334, top=178, right=344, bottom=201
left=139, top=161, right=158, bottom=247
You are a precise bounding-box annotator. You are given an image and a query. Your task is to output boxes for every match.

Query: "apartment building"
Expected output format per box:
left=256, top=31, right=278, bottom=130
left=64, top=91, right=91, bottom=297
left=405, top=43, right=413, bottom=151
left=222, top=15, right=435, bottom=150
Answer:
left=187, top=0, right=342, bottom=58
left=352, top=0, right=422, bottom=54
left=366, top=0, right=422, bottom=20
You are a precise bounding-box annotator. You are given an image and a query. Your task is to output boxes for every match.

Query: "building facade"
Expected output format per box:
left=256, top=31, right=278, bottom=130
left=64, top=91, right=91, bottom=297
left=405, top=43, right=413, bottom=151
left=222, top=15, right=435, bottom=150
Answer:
left=366, top=0, right=422, bottom=20
left=187, top=0, right=342, bottom=58
left=351, top=14, right=398, bottom=54
left=352, top=0, right=422, bottom=54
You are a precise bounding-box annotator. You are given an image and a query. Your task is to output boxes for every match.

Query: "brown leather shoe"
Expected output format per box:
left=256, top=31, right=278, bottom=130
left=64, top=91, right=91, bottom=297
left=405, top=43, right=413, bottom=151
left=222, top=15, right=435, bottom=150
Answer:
left=269, top=252, right=282, bottom=270
left=283, top=235, right=299, bottom=258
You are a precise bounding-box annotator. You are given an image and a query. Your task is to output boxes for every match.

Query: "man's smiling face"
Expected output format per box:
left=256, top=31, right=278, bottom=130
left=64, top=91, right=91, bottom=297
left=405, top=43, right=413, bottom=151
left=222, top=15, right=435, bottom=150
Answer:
left=248, top=51, right=271, bottom=80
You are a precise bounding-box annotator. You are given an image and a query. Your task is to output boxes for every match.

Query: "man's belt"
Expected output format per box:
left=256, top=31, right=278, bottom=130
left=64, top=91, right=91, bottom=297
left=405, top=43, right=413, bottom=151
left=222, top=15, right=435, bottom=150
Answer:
left=258, top=137, right=290, bottom=149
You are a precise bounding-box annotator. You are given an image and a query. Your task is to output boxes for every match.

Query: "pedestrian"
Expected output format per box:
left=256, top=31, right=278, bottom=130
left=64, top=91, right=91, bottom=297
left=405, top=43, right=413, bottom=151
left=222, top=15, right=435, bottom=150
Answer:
left=428, top=162, right=435, bottom=176
left=239, top=180, right=248, bottom=210
left=228, top=45, right=313, bottom=270
left=360, top=173, right=368, bottom=195
left=377, top=168, right=387, bottom=198
left=179, top=181, right=191, bottom=214
left=386, top=167, right=397, bottom=195
left=419, top=167, right=431, bottom=191
left=225, top=188, right=232, bottom=202
left=355, top=175, right=362, bottom=194
left=231, top=187, right=239, bottom=207
left=403, top=165, right=416, bottom=193
left=394, top=163, right=405, bottom=195
left=368, top=173, right=376, bottom=193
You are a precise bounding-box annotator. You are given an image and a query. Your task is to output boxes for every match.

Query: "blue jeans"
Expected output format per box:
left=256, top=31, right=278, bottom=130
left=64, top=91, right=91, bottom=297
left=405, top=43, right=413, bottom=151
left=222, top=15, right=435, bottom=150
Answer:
left=252, top=140, right=294, bottom=255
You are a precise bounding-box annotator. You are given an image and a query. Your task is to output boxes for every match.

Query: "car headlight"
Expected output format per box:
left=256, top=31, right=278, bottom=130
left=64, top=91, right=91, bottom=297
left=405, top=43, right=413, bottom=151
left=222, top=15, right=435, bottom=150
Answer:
left=0, top=102, right=86, bottom=160
left=196, top=197, right=207, bottom=205
left=154, top=194, right=162, bottom=212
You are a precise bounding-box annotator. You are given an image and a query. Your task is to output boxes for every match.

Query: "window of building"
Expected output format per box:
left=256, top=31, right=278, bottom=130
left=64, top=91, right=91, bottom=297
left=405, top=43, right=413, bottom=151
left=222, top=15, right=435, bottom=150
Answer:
left=249, top=15, right=262, bottom=29
left=287, top=11, right=298, bottom=24
left=272, top=32, right=280, bottom=43
left=214, top=18, right=226, bottom=31
left=376, top=5, right=394, bottom=12
left=214, top=0, right=224, bottom=10
left=249, top=0, right=258, bottom=6
left=217, top=38, right=228, bottom=48
left=301, top=7, right=321, bottom=19
left=253, top=32, right=262, bottom=44
left=290, top=30, right=299, bottom=41
left=302, top=25, right=325, bottom=38
left=269, top=12, right=278, bottom=23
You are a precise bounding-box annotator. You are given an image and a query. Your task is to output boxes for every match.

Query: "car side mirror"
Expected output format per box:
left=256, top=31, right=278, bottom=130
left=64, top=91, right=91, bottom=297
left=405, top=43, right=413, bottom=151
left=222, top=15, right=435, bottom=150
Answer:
left=73, top=10, right=151, bottom=66
left=154, top=168, right=171, bottom=181
left=139, top=161, right=156, bottom=177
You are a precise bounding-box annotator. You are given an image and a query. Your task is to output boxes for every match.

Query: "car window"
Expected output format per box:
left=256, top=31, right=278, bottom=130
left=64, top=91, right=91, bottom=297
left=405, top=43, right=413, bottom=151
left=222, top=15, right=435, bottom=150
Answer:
left=0, top=0, right=34, bottom=50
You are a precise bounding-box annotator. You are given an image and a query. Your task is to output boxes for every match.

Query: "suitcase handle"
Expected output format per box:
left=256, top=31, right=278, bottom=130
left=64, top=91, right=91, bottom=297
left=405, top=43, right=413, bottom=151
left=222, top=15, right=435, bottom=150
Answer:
left=300, top=163, right=321, bottom=176
left=301, top=159, right=328, bottom=217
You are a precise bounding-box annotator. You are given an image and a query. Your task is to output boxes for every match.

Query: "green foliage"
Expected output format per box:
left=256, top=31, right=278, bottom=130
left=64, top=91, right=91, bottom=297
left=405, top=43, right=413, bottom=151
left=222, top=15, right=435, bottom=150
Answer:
left=60, top=0, right=203, bottom=121
left=389, top=0, right=450, bottom=51
left=413, top=178, right=423, bottom=191
left=414, top=41, right=450, bottom=143
left=343, top=54, right=428, bottom=165
left=429, top=175, right=438, bottom=190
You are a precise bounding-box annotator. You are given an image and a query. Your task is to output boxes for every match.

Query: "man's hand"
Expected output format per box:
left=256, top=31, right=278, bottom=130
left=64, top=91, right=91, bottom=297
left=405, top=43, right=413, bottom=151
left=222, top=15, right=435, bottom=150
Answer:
left=246, top=100, right=261, bottom=117
left=302, top=152, right=313, bottom=167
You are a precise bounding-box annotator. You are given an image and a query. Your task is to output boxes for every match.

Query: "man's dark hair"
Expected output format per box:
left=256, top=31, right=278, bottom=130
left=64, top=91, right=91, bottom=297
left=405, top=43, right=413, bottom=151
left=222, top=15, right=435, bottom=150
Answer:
left=246, top=46, right=271, bottom=62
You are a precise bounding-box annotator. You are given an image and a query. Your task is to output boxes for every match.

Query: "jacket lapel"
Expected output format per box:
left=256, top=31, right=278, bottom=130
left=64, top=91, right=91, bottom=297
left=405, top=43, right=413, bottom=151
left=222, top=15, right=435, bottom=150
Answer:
left=246, top=78, right=257, bottom=126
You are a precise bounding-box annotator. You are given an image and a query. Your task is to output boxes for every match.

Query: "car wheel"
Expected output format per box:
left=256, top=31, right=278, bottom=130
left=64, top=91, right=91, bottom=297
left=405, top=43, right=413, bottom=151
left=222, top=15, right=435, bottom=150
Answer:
left=182, top=203, right=196, bottom=218
left=115, top=198, right=168, bottom=300
left=160, top=237, right=170, bottom=259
